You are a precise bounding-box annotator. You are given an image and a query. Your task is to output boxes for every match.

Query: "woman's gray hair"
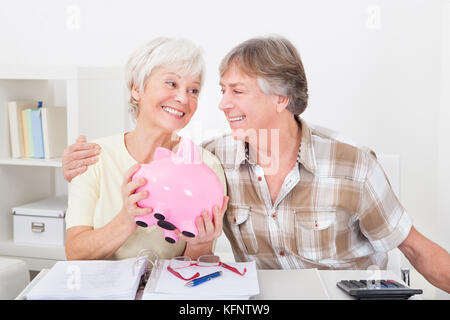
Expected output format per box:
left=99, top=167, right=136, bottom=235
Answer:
left=125, top=37, right=205, bottom=121
left=219, top=35, right=308, bottom=116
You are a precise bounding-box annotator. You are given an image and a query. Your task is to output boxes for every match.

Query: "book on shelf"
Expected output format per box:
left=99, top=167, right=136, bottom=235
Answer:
left=20, top=108, right=30, bottom=158
left=31, top=108, right=45, bottom=158
left=7, top=100, right=67, bottom=160
left=41, top=107, right=67, bottom=159
left=22, top=108, right=36, bottom=158
left=7, top=100, right=38, bottom=158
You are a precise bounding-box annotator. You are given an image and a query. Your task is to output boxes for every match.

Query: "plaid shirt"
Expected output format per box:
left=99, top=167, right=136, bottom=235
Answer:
left=202, top=118, right=413, bottom=270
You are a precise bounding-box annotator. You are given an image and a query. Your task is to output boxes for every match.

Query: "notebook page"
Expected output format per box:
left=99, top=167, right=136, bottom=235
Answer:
left=27, top=258, right=146, bottom=300
left=154, top=260, right=259, bottom=297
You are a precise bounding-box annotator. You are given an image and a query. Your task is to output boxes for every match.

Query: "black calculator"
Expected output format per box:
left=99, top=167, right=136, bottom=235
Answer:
left=336, top=279, right=423, bottom=300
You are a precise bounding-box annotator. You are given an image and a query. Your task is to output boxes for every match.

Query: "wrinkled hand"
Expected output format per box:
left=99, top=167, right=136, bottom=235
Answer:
left=119, top=164, right=153, bottom=227
left=176, top=196, right=229, bottom=245
left=62, top=135, right=101, bottom=182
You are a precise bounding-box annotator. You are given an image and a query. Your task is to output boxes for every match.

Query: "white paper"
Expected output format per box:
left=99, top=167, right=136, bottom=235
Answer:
left=153, top=260, right=259, bottom=297
left=27, top=258, right=146, bottom=300
left=255, top=269, right=330, bottom=300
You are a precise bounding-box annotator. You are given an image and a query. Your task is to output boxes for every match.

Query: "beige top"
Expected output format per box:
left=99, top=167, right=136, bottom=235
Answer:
left=65, top=133, right=227, bottom=260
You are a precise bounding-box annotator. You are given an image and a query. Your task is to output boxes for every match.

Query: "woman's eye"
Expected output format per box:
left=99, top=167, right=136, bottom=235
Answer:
left=189, top=88, right=199, bottom=95
left=233, top=90, right=242, bottom=94
left=165, top=81, right=176, bottom=87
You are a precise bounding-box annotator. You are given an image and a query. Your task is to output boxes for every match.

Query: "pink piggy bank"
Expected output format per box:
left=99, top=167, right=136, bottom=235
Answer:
left=132, top=137, right=224, bottom=244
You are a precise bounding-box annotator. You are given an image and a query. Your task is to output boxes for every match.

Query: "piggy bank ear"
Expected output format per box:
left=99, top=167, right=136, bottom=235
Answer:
left=176, top=137, right=202, bottom=164
left=153, top=147, right=172, bottom=161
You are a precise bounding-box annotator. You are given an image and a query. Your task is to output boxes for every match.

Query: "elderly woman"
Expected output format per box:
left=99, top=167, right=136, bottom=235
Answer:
left=64, top=37, right=228, bottom=261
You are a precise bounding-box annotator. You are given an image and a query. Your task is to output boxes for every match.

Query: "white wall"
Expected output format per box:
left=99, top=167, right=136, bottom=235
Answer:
left=437, top=0, right=450, bottom=251
left=1, top=0, right=448, bottom=294
left=435, top=1, right=450, bottom=298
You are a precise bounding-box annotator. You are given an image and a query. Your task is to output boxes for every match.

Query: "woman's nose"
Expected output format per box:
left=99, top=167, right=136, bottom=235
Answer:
left=175, top=89, right=188, bottom=105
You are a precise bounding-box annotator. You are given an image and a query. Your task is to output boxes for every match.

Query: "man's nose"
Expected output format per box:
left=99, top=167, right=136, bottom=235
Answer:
left=219, top=96, right=233, bottom=111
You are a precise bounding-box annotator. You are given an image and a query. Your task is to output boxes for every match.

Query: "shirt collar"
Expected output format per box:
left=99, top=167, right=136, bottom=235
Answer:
left=234, top=117, right=318, bottom=174
left=234, top=140, right=254, bottom=168
left=297, top=117, right=318, bottom=174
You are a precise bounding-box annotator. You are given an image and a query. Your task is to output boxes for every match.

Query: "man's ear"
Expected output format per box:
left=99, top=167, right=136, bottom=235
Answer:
left=275, top=95, right=290, bottom=113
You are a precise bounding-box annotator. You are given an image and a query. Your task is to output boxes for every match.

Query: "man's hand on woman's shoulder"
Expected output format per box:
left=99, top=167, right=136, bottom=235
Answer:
left=62, top=135, right=101, bottom=182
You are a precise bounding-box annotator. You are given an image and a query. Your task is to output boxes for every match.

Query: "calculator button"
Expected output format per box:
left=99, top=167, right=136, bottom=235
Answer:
left=350, top=280, right=365, bottom=288
left=380, top=280, right=392, bottom=288
left=341, top=280, right=351, bottom=287
left=387, top=280, right=401, bottom=287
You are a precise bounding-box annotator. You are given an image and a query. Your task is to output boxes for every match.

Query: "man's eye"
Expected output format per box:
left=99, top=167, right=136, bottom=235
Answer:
left=165, top=81, right=176, bottom=87
left=234, top=90, right=242, bottom=94
left=189, top=88, right=199, bottom=95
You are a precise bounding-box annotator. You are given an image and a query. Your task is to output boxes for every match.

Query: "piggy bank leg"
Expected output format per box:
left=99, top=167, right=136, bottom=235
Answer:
left=178, top=220, right=198, bottom=238
left=135, top=213, right=157, bottom=228
left=162, top=229, right=179, bottom=244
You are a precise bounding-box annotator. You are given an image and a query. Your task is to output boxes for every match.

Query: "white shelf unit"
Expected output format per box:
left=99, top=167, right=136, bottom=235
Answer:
left=0, top=65, right=129, bottom=270
left=0, top=158, right=62, bottom=167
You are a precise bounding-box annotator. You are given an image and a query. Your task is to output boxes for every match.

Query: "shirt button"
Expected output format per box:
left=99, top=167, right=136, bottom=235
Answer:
left=271, top=213, right=277, bottom=219
left=280, top=251, right=285, bottom=256
left=257, top=176, right=262, bottom=182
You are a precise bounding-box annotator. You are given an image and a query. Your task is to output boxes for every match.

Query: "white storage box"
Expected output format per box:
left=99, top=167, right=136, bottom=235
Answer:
left=12, top=196, right=67, bottom=247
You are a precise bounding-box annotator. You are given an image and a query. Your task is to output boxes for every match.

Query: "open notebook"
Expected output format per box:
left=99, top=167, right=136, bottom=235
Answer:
left=143, top=260, right=260, bottom=300
left=26, top=258, right=147, bottom=300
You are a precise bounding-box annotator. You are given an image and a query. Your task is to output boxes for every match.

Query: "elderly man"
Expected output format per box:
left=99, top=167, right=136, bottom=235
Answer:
left=62, top=36, right=449, bottom=293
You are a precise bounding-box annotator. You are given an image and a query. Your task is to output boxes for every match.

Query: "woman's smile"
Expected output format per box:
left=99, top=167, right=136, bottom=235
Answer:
left=161, top=105, right=186, bottom=118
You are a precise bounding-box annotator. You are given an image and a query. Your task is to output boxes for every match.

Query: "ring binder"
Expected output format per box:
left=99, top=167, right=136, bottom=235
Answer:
left=133, top=249, right=160, bottom=290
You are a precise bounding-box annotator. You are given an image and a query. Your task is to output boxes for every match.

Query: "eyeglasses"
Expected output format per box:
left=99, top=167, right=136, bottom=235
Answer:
left=167, top=255, right=247, bottom=281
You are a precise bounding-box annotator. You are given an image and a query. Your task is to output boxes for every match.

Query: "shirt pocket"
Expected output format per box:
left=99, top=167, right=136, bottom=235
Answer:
left=226, top=204, right=259, bottom=255
left=294, top=207, right=337, bottom=261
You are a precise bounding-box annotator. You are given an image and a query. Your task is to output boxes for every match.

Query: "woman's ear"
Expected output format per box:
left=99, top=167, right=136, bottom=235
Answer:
left=275, top=95, right=290, bottom=113
left=131, top=85, right=141, bottom=103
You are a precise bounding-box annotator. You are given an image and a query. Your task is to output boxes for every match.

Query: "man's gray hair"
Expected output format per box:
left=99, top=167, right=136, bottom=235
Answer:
left=125, top=37, right=205, bottom=121
left=219, top=35, right=308, bottom=116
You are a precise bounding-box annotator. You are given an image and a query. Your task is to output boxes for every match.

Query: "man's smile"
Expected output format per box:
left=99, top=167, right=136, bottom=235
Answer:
left=228, top=115, right=246, bottom=122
